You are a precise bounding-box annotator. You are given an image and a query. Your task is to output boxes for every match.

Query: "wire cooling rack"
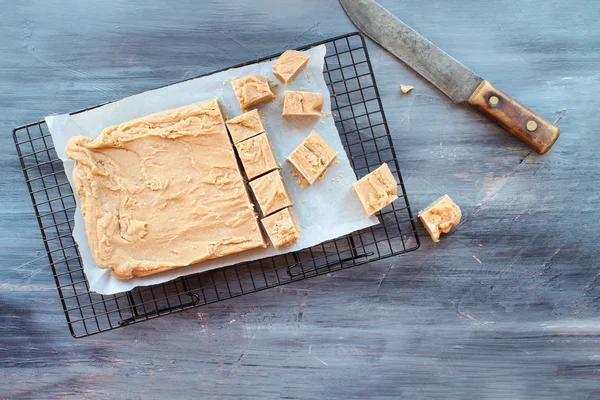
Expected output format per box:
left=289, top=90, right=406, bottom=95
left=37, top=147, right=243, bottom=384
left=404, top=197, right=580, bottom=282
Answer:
left=13, top=33, right=419, bottom=338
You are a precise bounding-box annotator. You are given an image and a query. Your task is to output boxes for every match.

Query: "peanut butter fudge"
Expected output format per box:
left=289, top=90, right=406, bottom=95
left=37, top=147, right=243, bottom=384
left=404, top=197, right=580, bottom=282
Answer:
left=231, top=74, right=276, bottom=111
left=418, top=194, right=461, bottom=242
left=250, top=170, right=294, bottom=217
left=261, top=207, right=301, bottom=248
left=352, top=163, right=398, bottom=216
left=272, top=50, right=310, bottom=85
left=286, top=130, right=337, bottom=184
left=282, top=91, right=323, bottom=117
left=225, top=109, right=265, bottom=144
left=235, top=132, right=279, bottom=180
left=65, top=99, right=267, bottom=279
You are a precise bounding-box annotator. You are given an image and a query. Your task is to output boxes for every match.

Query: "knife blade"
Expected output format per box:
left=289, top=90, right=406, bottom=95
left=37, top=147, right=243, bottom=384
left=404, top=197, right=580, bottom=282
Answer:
left=339, top=0, right=560, bottom=154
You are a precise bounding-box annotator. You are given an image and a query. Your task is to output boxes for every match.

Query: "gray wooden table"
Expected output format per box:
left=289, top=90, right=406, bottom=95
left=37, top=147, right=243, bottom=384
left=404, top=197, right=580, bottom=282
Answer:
left=1, top=0, right=598, bottom=398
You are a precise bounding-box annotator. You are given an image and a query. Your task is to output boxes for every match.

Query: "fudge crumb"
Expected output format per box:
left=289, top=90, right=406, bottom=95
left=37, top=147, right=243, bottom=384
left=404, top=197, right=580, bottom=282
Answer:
left=301, top=199, right=307, bottom=204
left=307, top=72, right=313, bottom=79
left=400, top=84, right=414, bottom=94
left=299, top=86, right=307, bottom=91
left=330, top=172, right=344, bottom=184
left=289, top=167, right=309, bottom=188
left=322, top=111, right=332, bottom=118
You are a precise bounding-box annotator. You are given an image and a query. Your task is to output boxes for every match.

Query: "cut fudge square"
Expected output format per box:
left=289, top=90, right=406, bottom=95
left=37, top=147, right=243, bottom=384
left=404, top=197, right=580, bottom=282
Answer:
left=231, top=74, right=276, bottom=111
left=261, top=207, right=301, bottom=248
left=226, top=109, right=265, bottom=144
left=418, top=194, right=462, bottom=242
left=352, top=163, right=398, bottom=216
left=235, top=132, right=279, bottom=180
left=282, top=91, right=323, bottom=117
left=250, top=169, right=294, bottom=217
left=286, top=130, right=337, bottom=184
left=272, top=50, right=310, bottom=85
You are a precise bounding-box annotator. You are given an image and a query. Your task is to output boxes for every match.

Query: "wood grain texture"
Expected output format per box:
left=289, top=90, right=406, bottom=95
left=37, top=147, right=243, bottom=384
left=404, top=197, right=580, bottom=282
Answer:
left=468, top=80, right=560, bottom=154
left=1, top=0, right=599, bottom=399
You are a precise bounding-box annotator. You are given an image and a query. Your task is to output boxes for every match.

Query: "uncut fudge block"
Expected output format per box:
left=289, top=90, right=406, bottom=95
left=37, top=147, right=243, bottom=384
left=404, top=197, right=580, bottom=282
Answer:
left=226, top=109, right=265, bottom=144
left=272, top=50, right=310, bottom=85
left=235, top=132, right=279, bottom=180
left=286, top=130, right=337, bottom=184
left=231, top=74, right=276, bottom=111
left=282, top=91, right=323, bottom=117
left=352, top=163, right=398, bottom=216
left=65, top=99, right=267, bottom=279
left=418, top=194, right=462, bottom=243
left=261, top=208, right=301, bottom=248
left=250, top=170, right=294, bottom=217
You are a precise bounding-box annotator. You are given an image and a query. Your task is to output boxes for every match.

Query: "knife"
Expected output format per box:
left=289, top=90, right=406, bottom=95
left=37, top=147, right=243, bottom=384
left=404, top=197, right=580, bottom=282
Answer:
left=339, top=0, right=560, bottom=154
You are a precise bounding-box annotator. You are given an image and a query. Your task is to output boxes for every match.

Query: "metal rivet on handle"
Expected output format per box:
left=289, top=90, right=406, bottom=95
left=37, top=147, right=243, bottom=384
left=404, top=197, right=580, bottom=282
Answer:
left=489, top=96, right=499, bottom=106
left=526, top=120, right=538, bottom=132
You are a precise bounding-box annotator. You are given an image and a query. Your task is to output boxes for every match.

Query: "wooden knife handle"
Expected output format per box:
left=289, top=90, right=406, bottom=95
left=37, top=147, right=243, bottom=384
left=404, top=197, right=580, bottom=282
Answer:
left=468, top=80, right=559, bottom=154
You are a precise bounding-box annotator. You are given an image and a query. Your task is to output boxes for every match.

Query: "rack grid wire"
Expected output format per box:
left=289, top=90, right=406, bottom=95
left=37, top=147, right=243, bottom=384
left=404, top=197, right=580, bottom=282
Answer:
left=13, top=32, right=419, bottom=338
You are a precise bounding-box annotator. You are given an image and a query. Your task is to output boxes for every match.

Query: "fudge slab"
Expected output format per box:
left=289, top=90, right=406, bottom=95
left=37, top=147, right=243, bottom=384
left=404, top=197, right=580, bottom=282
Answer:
left=272, top=50, right=310, bottom=85
left=250, top=169, right=294, bottom=217
left=261, top=207, right=301, bottom=248
left=235, top=132, right=279, bottom=180
left=352, top=163, right=398, bottom=216
left=286, top=130, right=337, bottom=184
left=65, top=99, right=267, bottom=279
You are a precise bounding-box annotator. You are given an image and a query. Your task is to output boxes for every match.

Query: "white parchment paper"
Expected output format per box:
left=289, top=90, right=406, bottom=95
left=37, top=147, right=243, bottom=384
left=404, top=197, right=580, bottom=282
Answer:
left=46, top=45, right=379, bottom=295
